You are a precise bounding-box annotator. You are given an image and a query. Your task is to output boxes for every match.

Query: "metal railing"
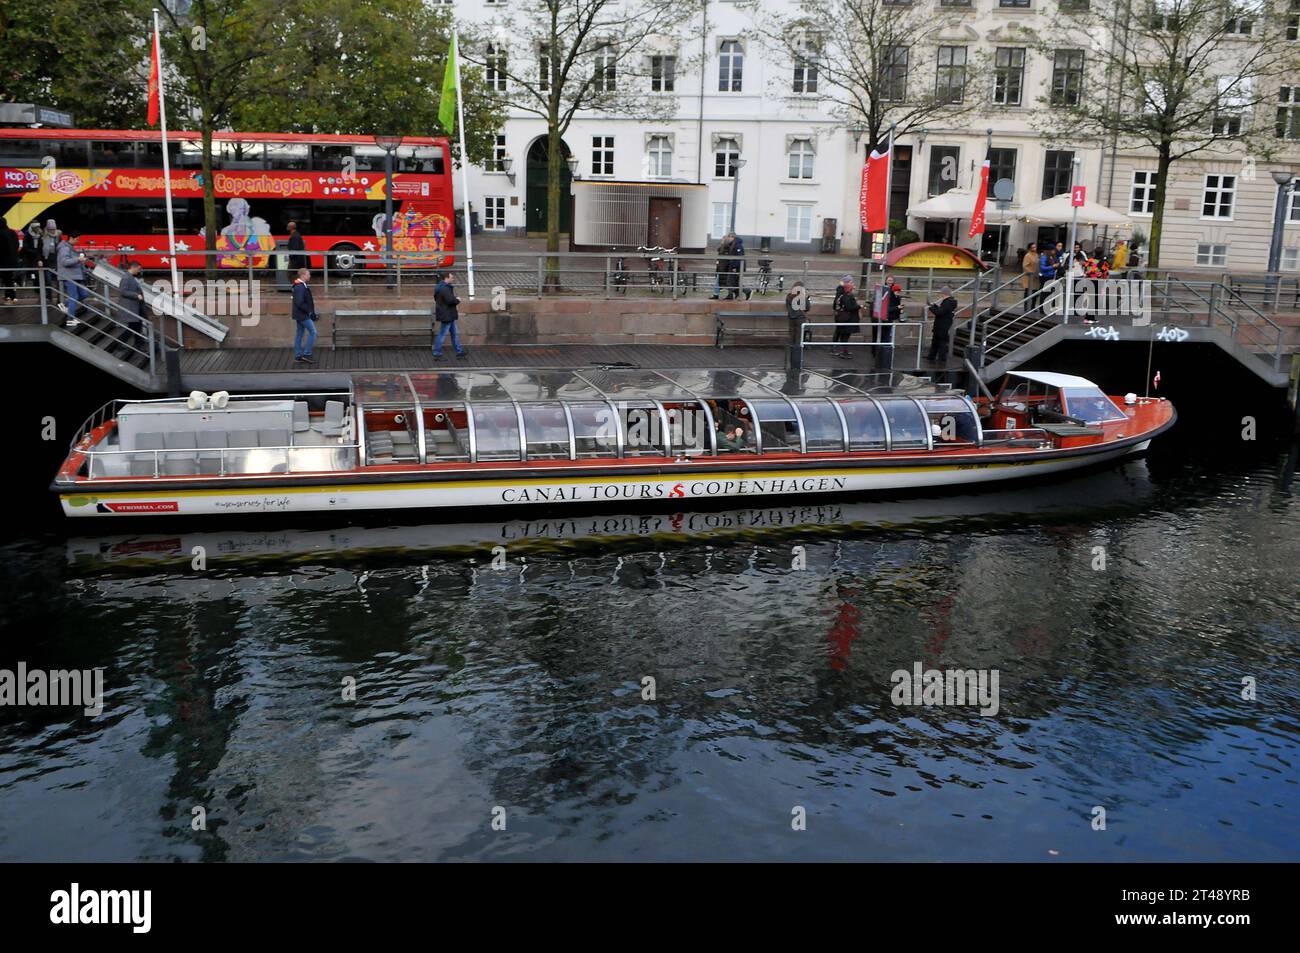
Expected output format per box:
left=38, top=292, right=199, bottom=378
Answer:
left=800, top=320, right=927, bottom=367
left=79, top=442, right=360, bottom=479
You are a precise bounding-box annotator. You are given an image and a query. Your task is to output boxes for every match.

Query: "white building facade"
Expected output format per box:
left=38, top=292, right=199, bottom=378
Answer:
left=451, top=0, right=1299, bottom=271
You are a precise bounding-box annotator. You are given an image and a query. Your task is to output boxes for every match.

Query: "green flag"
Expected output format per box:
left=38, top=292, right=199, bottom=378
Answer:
left=439, top=33, right=458, bottom=135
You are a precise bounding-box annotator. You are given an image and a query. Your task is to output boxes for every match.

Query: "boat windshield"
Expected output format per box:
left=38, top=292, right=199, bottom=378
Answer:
left=1062, top=387, right=1127, bottom=423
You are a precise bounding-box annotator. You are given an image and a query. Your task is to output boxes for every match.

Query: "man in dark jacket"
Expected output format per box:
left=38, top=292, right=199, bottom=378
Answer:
left=286, top=220, right=307, bottom=272
left=0, top=226, right=19, bottom=304
left=877, top=280, right=902, bottom=370
left=832, top=279, right=860, bottom=359
left=927, top=286, right=957, bottom=363
left=432, top=272, right=466, bottom=359
left=118, top=260, right=147, bottom=340
left=291, top=267, right=317, bottom=364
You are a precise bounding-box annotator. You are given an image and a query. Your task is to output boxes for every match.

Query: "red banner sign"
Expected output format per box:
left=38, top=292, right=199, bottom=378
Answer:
left=1072, top=185, right=1086, bottom=207
left=968, top=160, right=990, bottom=237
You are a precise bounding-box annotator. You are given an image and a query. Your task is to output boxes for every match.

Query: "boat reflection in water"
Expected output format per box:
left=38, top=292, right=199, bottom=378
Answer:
left=67, top=460, right=1160, bottom=571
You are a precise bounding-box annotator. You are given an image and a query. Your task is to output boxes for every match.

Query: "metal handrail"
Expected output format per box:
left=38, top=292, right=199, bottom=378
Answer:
left=78, top=442, right=361, bottom=480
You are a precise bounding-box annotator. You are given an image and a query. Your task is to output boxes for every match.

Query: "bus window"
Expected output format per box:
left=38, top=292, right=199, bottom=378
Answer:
left=41, top=139, right=89, bottom=168
left=310, top=145, right=352, bottom=170
left=218, top=140, right=264, bottom=169
left=138, top=141, right=180, bottom=168
left=265, top=143, right=309, bottom=170
left=311, top=201, right=385, bottom=235
left=0, top=138, right=43, bottom=166
left=90, top=140, right=137, bottom=168
left=177, top=140, right=203, bottom=168
left=398, top=147, right=446, bottom=175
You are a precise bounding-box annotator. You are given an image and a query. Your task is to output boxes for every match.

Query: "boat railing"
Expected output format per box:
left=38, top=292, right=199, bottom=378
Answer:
left=74, top=441, right=361, bottom=481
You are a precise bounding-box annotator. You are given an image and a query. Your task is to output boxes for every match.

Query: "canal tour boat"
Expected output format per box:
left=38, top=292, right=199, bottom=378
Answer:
left=53, top=368, right=1175, bottom=519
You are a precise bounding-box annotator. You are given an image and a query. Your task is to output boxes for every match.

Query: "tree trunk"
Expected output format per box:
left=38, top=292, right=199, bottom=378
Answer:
left=545, top=109, right=562, bottom=290
left=1147, top=142, right=1172, bottom=271
left=201, top=122, right=217, bottom=279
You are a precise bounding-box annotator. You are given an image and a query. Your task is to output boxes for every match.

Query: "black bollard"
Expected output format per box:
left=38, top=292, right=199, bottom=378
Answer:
left=165, top=347, right=183, bottom=397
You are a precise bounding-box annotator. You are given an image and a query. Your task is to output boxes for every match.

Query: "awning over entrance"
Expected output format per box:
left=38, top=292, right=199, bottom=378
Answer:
left=884, top=242, right=985, bottom=270
left=906, top=188, right=977, bottom=219
left=1018, top=193, right=1132, bottom=227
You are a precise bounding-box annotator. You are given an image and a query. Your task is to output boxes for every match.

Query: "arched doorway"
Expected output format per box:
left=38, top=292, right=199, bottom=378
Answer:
left=525, top=137, right=573, bottom=236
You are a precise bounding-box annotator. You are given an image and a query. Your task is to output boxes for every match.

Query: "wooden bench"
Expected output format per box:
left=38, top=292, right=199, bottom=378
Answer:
left=332, top=309, right=433, bottom=347
left=715, top=311, right=788, bottom=348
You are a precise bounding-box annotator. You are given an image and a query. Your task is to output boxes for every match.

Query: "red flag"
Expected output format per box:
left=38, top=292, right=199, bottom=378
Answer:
left=858, top=164, right=871, bottom=231
left=862, top=143, right=891, bottom=233
left=968, top=160, right=990, bottom=237
left=147, top=27, right=161, bottom=127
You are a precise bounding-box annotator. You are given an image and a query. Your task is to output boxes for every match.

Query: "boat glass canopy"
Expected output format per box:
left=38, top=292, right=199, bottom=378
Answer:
left=348, top=371, right=977, bottom=464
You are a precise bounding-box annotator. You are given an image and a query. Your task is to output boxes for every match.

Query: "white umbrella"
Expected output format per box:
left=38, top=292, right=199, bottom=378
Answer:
left=906, top=188, right=976, bottom=219
left=1019, top=192, right=1132, bottom=227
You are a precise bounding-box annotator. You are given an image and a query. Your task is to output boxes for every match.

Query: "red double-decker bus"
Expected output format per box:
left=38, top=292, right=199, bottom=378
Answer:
left=0, top=129, right=455, bottom=271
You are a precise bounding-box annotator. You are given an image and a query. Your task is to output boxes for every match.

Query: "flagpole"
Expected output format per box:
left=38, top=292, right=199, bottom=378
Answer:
left=452, top=29, right=476, bottom=299
left=153, top=8, right=183, bottom=346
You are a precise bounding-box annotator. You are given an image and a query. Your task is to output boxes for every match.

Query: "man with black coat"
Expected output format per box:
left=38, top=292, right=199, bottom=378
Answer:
left=118, top=260, right=148, bottom=340
left=927, top=286, right=957, bottom=364
left=286, top=220, right=307, bottom=272
left=433, top=272, right=466, bottom=359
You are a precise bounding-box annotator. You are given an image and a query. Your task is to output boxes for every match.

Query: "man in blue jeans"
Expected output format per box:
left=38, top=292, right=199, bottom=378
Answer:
left=55, top=230, right=88, bottom=327
left=291, top=267, right=317, bottom=364
left=432, top=272, right=466, bottom=359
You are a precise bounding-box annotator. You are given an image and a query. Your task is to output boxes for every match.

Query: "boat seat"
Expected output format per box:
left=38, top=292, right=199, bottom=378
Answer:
left=293, top=401, right=311, bottom=433
left=135, top=431, right=165, bottom=452
left=228, top=429, right=259, bottom=449
left=195, top=432, right=227, bottom=473
left=162, top=456, right=199, bottom=476
left=129, top=455, right=158, bottom=477
left=165, top=431, right=197, bottom=449
left=318, top=400, right=347, bottom=436
left=258, top=429, right=291, bottom=449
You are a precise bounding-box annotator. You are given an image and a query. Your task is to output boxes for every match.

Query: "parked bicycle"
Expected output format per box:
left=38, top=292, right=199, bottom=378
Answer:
left=611, top=248, right=629, bottom=294
left=755, top=257, right=783, bottom=296
left=638, top=245, right=675, bottom=293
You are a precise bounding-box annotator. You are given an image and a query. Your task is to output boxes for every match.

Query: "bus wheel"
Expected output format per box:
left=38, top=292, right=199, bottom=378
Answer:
left=330, top=244, right=361, bottom=276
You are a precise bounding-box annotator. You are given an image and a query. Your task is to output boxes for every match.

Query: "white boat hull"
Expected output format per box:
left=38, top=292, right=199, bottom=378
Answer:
left=59, top=442, right=1146, bottom=518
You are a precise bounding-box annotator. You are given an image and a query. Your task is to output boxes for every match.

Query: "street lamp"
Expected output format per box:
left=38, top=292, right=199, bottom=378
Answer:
left=566, top=154, right=580, bottom=180
left=728, top=156, right=747, bottom=235
left=1267, top=170, right=1295, bottom=292
left=374, top=134, right=404, bottom=282
left=503, top=155, right=515, bottom=185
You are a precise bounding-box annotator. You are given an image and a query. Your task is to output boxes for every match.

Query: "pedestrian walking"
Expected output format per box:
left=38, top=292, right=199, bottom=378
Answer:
left=710, top=234, right=734, bottom=299
left=831, top=277, right=860, bottom=359
left=927, top=286, right=957, bottom=364
left=432, top=271, right=466, bottom=360
left=55, top=230, right=88, bottom=327
left=286, top=220, right=308, bottom=272
left=0, top=225, right=19, bottom=304
left=785, top=280, right=810, bottom=370
left=34, top=221, right=59, bottom=303
left=1021, top=243, right=1040, bottom=310
left=291, top=267, right=318, bottom=364
left=118, top=260, right=148, bottom=341
left=727, top=233, right=746, bottom=300
left=878, top=279, right=902, bottom=370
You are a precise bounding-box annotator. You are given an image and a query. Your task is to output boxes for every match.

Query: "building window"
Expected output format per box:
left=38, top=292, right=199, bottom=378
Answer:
left=715, top=138, right=740, bottom=178
left=719, top=40, right=743, bottom=92
left=787, top=139, right=814, bottom=179
left=1195, top=243, right=1228, bottom=266
left=539, top=44, right=552, bottom=91
left=1130, top=170, right=1158, bottom=214
left=485, top=44, right=507, bottom=93
left=1283, top=247, right=1300, bottom=270
left=647, top=136, right=672, bottom=178
left=1278, top=86, right=1300, bottom=139
left=1150, top=1, right=1181, bottom=31
left=987, top=148, right=1016, bottom=196
left=1202, top=174, right=1236, bottom=219
left=484, top=196, right=506, bottom=230
left=928, top=145, right=960, bottom=196
left=881, top=46, right=908, bottom=102
left=993, top=48, right=1025, bottom=106
left=1042, top=150, right=1073, bottom=199
left=999, top=0, right=1030, bottom=6
left=651, top=55, right=676, bottom=92
left=1051, top=49, right=1084, bottom=106
left=940, top=0, right=972, bottom=5
left=1290, top=187, right=1300, bottom=221
left=936, top=46, right=967, bottom=104
left=488, top=134, right=507, bottom=173
left=786, top=205, right=813, bottom=243
left=1289, top=0, right=1300, bottom=40
left=793, top=34, right=820, bottom=94
left=593, top=43, right=616, bottom=93
left=1223, top=14, right=1253, bottom=35
left=591, top=136, right=614, bottom=176
left=711, top=202, right=733, bottom=239
left=1213, top=76, right=1250, bottom=136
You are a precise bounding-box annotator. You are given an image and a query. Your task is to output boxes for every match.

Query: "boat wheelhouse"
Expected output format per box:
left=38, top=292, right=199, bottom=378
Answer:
left=54, top=368, right=1175, bottom=518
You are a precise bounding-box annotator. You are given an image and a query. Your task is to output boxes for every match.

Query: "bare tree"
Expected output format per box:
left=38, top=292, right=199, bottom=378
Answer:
left=462, top=0, right=703, bottom=273
left=1021, top=0, right=1300, bottom=268
left=742, top=0, right=990, bottom=152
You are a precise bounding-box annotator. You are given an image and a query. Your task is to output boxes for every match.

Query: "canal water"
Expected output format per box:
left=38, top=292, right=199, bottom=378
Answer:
left=1, top=438, right=1296, bottom=862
